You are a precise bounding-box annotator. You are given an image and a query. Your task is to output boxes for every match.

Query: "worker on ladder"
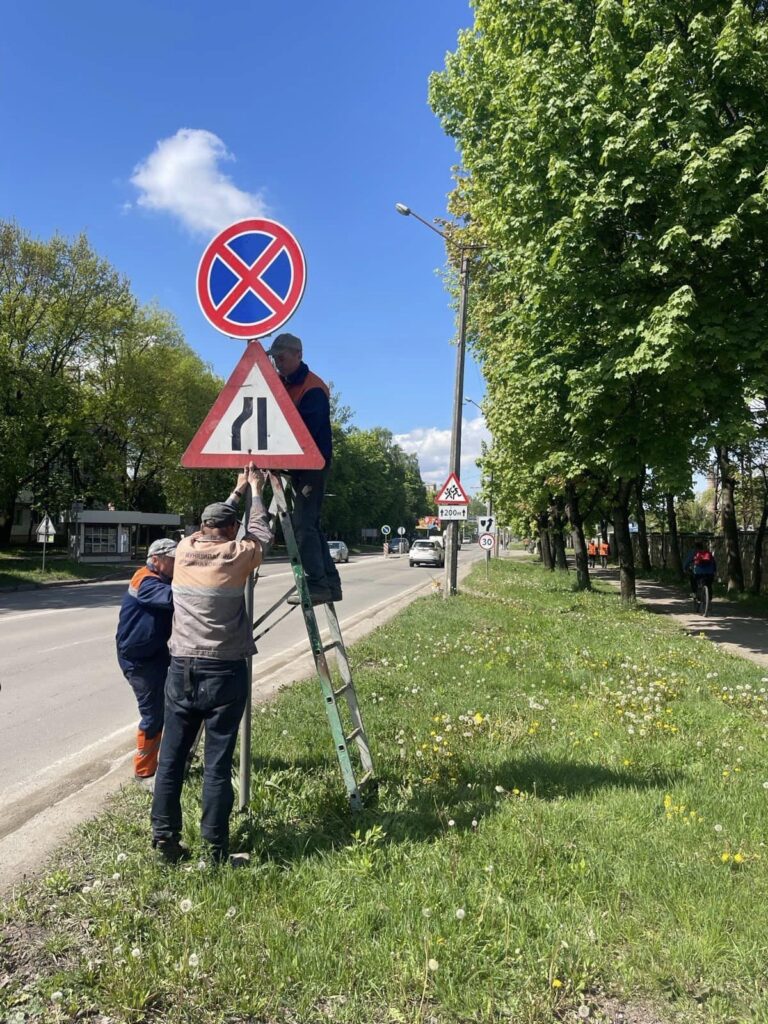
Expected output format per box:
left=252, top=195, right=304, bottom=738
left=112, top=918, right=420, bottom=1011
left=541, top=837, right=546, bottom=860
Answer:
left=267, top=333, right=342, bottom=606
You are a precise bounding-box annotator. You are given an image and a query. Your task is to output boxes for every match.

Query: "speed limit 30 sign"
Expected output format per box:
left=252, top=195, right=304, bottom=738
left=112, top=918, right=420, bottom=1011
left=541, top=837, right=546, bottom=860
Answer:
left=479, top=532, right=495, bottom=551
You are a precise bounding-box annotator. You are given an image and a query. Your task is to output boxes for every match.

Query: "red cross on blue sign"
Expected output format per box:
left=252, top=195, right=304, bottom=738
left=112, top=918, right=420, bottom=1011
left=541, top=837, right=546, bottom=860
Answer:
left=196, top=218, right=307, bottom=339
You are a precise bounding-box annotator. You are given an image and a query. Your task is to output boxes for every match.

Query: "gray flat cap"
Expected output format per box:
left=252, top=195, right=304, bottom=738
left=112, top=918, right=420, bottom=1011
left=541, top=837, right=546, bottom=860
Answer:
left=201, top=501, right=240, bottom=526
left=148, top=538, right=177, bottom=558
left=266, top=332, right=302, bottom=356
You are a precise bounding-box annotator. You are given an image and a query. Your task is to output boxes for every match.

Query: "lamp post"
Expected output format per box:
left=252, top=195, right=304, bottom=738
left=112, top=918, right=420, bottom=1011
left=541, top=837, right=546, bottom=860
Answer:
left=396, top=202, right=470, bottom=598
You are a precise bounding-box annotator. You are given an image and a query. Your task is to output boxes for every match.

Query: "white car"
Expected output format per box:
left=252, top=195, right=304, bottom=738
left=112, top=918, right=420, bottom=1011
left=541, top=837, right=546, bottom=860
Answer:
left=328, top=540, right=349, bottom=563
left=409, top=540, right=444, bottom=568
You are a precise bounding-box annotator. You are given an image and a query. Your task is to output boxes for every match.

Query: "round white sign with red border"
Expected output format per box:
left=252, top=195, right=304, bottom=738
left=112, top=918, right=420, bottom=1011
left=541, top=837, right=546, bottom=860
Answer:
left=479, top=532, right=495, bottom=550
left=196, top=218, right=307, bottom=339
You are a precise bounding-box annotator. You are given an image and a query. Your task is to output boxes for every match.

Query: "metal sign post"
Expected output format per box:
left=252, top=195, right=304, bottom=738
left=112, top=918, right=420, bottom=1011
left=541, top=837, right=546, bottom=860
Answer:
left=36, top=514, right=55, bottom=572
left=238, top=485, right=254, bottom=812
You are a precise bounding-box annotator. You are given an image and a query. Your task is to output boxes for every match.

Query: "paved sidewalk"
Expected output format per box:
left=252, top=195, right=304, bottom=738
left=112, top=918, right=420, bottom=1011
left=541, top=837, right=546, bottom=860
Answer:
left=594, top=567, right=768, bottom=670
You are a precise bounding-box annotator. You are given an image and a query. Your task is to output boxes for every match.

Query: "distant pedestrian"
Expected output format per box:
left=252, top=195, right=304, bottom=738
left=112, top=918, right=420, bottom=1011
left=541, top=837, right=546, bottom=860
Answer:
left=150, top=464, right=272, bottom=866
left=115, top=538, right=177, bottom=786
left=598, top=539, right=609, bottom=569
left=587, top=540, right=597, bottom=570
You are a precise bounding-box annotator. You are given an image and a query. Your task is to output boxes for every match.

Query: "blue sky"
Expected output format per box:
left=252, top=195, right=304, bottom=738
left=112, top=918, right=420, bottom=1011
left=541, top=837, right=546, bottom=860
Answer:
left=0, top=0, right=489, bottom=491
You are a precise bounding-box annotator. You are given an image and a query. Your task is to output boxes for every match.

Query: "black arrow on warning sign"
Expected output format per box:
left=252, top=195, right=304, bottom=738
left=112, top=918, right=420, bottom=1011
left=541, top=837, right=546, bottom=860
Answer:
left=231, top=397, right=268, bottom=451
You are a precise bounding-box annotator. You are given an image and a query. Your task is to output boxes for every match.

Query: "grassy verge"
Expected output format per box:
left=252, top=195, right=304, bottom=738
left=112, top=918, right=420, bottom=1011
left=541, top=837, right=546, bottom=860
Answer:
left=0, top=549, right=131, bottom=588
left=4, top=559, right=768, bottom=1023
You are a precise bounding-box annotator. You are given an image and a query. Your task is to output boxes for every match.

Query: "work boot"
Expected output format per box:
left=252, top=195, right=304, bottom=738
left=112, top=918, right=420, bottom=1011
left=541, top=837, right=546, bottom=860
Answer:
left=153, top=838, right=191, bottom=865
left=287, top=587, right=332, bottom=606
left=133, top=774, right=155, bottom=794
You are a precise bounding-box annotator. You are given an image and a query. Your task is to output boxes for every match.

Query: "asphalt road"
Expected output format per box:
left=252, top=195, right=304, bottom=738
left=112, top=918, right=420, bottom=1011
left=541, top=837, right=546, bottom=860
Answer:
left=0, top=548, right=480, bottom=833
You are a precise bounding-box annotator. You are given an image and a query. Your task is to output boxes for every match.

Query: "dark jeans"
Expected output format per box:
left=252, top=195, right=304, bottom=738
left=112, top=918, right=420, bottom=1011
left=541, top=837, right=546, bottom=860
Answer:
left=151, top=656, right=248, bottom=853
left=118, top=654, right=168, bottom=738
left=690, top=572, right=714, bottom=596
left=290, top=468, right=341, bottom=593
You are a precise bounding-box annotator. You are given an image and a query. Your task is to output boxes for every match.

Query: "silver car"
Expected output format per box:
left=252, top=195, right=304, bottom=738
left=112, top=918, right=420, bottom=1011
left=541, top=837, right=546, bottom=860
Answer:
left=409, top=540, right=444, bottom=568
left=328, top=540, right=349, bottom=563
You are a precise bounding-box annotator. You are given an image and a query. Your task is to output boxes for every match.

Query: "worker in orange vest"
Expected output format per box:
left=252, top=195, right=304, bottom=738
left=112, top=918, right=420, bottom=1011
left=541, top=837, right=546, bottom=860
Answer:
left=587, top=539, right=597, bottom=569
left=598, top=539, right=610, bottom=568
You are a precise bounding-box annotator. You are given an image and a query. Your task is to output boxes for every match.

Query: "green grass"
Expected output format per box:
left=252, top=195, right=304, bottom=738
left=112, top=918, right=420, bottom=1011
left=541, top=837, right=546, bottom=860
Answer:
left=0, top=549, right=130, bottom=587
left=5, top=559, right=768, bottom=1022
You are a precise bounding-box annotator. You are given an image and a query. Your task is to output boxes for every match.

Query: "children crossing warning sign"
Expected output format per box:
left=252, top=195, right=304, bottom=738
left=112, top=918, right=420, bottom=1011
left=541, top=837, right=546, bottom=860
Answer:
left=435, top=472, right=470, bottom=505
left=182, top=342, right=325, bottom=469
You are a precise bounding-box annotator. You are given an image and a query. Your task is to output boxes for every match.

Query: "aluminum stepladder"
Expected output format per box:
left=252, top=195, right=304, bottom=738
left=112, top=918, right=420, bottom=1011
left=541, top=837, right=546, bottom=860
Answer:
left=250, top=471, right=375, bottom=813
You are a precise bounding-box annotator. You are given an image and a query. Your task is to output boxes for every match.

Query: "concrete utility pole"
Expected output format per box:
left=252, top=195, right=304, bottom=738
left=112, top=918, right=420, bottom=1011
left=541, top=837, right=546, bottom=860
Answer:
left=395, top=203, right=474, bottom=598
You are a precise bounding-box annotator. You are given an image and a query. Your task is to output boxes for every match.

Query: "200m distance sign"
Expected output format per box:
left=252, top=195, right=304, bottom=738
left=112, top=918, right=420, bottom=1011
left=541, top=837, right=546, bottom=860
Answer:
left=196, top=218, right=307, bottom=339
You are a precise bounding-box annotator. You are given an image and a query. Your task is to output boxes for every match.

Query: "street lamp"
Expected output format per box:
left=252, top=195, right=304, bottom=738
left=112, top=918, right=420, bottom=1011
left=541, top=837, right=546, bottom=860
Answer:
left=396, top=202, right=471, bottom=598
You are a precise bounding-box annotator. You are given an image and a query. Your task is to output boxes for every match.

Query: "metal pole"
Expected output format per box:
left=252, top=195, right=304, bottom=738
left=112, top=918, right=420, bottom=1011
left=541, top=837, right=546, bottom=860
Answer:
left=443, top=249, right=470, bottom=598
left=239, top=485, right=253, bottom=812
left=42, top=534, right=46, bottom=573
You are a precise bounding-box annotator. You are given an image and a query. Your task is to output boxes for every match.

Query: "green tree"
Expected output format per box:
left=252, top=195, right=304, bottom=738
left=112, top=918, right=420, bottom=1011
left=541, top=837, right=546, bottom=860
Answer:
left=431, top=0, right=768, bottom=602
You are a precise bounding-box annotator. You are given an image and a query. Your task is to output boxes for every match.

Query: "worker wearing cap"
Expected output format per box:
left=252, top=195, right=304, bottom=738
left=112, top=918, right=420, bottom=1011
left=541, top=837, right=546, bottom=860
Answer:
left=116, top=537, right=178, bottom=784
left=266, top=332, right=342, bottom=605
left=151, top=464, right=273, bottom=865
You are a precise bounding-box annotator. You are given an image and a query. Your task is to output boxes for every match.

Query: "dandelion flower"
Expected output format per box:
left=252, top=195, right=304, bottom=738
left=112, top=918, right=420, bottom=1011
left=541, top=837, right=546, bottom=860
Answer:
left=721, top=852, right=731, bottom=863
left=455, top=908, right=466, bottom=920
left=578, top=1005, right=590, bottom=1019
left=448, top=819, right=455, bottom=827
left=131, top=947, right=141, bottom=959
left=714, top=824, right=723, bottom=833
left=733, top=852, right=745, bottom=864
left=428, top=958, right=439, bottom=971
left=51, top=991, right=63, bottom=1003
left=494, top=785, right=504, bottom=794
left=112, top=873, right=121, bottom=881
left=471, top=819, right=478, bottom=829
left=116, top=852, right=128, bottom=863
left=226, top=906, right=237, bottom=918
left=179, top=898, right=193, bottom=913
left=188, top=953, right=200, bottom=968
left=552, top=978, right=564, bottom=989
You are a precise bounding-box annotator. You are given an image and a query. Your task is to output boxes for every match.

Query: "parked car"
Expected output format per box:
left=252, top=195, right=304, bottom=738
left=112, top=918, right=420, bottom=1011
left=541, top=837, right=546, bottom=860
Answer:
left=409, top=539, right=444, bottom=568
left=327, top=540, right=349, bottom=563
left=388, top=537, right=410, bottom=554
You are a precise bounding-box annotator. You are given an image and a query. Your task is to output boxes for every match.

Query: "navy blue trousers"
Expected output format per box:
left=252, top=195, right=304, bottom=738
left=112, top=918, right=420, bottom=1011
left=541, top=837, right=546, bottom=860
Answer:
left=151, top=656, right=247, bottom=853
left=118, top=654, right=168, bottom=738
left=290, top=468, right=341, bottom=592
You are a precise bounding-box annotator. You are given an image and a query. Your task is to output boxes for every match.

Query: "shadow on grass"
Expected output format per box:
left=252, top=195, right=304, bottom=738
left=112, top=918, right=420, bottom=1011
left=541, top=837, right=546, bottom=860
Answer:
left=231, top=755, right=680, bottom=864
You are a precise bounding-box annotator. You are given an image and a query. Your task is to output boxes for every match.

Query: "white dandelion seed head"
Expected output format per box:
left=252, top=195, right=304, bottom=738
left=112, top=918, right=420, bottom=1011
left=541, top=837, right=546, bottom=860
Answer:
left=428, top=958, right=439, bottom=971
left=51, top=991, right=63, bottom=1002
left=112, top=873, right=121, bottom=881
left=226, top=906, right=237, bottom=918
left=116, top=852, right=128, bottom=863
left=714, top=824, right=723, bottom=833
left=448, top=819, right=455, bottom=827
left=455, top=908, right=466, bottom=920
left=188, top=952, right=200, bottom=968
left=131, top=947, right=141, bottom=959
left=422, top=908, right=432, bottom=918
left=179, top=898, right=193, bottom=913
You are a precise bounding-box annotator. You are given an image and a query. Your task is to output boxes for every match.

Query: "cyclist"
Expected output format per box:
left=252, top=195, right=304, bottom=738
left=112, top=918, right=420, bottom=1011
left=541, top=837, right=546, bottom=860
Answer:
left=683, top=541, right=716, bottom=608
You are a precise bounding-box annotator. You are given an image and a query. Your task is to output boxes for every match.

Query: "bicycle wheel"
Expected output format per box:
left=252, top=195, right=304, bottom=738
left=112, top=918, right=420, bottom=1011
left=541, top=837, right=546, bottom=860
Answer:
left=700, top=582, right=710, bottom=618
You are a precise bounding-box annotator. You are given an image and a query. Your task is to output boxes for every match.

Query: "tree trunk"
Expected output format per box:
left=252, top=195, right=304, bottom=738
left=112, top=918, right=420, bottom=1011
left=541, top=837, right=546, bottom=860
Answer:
left=552, top=526, right=568, bottom=570
left=717, top=445, right=745, bottom=593
left=613, top=478, right=636, bottom=603
left=749, top=499, right=768, bottom=596
left=665, top=494, right=684, bottom=579
left=0, top=495, right=15, bottom=547
left=634, top=470, right=652, bottom=572
left=537, top=513, right=554, bottom=570
left=565, top=482, right=591, bottom=590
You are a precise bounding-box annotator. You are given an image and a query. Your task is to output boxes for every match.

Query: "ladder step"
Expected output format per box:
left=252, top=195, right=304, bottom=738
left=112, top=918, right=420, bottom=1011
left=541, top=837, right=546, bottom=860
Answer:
left=333, top=683, right=350, bottom=699
left=346, top=726, right=363, bottom=744
left=322, top=641, right=339, bottom=653
left=357, top=771, right=373, bottom=788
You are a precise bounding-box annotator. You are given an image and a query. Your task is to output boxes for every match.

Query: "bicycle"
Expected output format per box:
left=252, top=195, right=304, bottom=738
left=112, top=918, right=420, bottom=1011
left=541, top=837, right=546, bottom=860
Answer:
left=693, top=576, right=712, bottom=617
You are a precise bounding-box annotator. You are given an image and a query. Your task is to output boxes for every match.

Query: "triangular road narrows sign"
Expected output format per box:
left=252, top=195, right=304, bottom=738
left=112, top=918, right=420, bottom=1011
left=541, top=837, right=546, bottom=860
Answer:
left=182, top=342, right=325, bottom=469
left=435, top=472, right=470, bottom=505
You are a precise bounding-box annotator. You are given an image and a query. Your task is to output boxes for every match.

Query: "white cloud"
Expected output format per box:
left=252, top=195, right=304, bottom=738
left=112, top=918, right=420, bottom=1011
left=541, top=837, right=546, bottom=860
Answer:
left=130, top=129, right=268, bottom=235
left=394, top=415, right=490, bottom=488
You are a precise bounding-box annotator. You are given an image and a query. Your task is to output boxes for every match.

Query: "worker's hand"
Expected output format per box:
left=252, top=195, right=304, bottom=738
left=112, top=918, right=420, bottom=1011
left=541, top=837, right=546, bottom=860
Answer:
left=235, top=470, right=248, bottom=497
left=246, top=462, right=264, bottom=495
